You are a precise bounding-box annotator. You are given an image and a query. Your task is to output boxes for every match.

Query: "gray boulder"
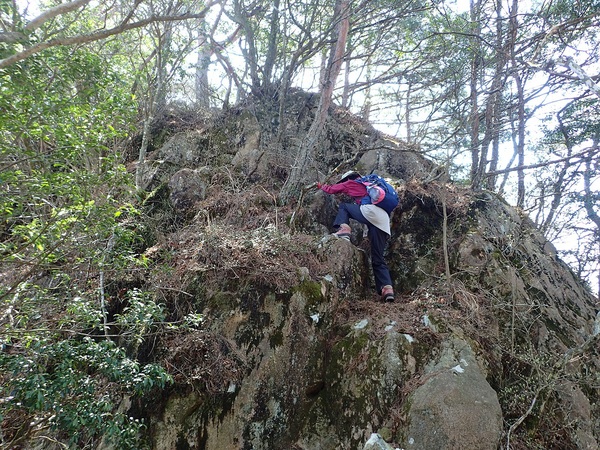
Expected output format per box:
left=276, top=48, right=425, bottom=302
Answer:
left=403, top=337, right=502, bottom=450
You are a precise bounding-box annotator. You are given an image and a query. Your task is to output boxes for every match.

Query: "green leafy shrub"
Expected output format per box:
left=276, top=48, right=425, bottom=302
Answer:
left=0, top=45, right=172, bottom=448
left=1, top=336, right=171, bottom=448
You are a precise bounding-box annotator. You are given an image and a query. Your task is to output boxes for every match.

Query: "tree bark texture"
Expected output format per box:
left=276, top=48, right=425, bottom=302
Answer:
left=509, top=0, right=526, bottom=208
left=469, top=0, right=482, bottom=189
left=280, top=0, right=350, bottom=202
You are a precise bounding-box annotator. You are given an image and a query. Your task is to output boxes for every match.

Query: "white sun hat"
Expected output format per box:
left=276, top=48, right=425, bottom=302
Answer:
left=338, top=170, right=361, bottom=183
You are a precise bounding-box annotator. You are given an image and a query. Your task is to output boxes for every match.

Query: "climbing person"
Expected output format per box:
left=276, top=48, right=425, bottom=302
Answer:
left=316, top=170, right=397, bottom=302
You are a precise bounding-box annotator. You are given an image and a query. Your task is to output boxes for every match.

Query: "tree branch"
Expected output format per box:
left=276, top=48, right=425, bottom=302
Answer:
left=24, top=0, right=92, bottom=32
left=559, top=56, right=600, bottom=100
left=0, top=31, right=27, bottom=43
left=0, top=1, right=219, bottom=69
left=484, top=145, right=598, bottom=177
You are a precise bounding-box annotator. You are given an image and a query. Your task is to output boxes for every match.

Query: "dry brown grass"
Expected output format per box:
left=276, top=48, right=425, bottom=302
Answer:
left=160, top=330, right=246, bottom=394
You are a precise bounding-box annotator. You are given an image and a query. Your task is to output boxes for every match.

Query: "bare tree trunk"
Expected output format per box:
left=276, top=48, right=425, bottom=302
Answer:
left=262, top=0, right=280, bottom=89
left=514, top=73, right=526, bottom=207
left=136, top=114, right=152, bottom=190
left=509, top=0, right=526, bottom=207
left=195, top=19, right=211, bottom=108
left=583, top=150, right=600, bottom=296
left=277, top=32, right=291, bottom=141
left=497, top=119, right=519, bottom=196
left=469, top=0, right=482, bottom=189
left=540, top=108, right=574, bottom=233
left=319, top=48, right=328, bottom=87
left=155, top=21, right=172, bottom=111
left=233, top=0, right=261, bottom=91
left=280, top=0, right=350, bottom=202
left=136, top=64, right=161, bottom=190
left=208, top=15, right=242, bottom=108
left=136, top=14, right=168, bottom=190
left=213, top=50, right=243, bottom=107
left=342, top=28, right=353, bottom=108
left=361, top=61, right=372, bottom=121
left=488, top=134, right=500, bottom=189
left=484, top=0, right=506, bottom=191
left=583, top=154, right=600, bottom=233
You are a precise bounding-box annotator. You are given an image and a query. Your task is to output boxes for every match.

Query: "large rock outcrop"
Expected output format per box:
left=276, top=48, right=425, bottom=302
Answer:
left=111, top=103, right=599, bottom=450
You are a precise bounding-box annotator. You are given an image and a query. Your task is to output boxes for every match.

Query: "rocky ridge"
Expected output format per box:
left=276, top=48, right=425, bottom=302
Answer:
left=117, top=99, right=599, bottom=450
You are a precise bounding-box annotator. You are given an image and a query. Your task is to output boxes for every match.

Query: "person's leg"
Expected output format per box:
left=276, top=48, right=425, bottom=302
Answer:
left=368, top=225, right=393, bottom=295
left=333, top=203, right=368, bottom=229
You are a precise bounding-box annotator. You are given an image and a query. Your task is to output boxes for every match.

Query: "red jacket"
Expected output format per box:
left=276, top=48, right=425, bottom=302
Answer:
left=320, top=180, right=367, bottom=203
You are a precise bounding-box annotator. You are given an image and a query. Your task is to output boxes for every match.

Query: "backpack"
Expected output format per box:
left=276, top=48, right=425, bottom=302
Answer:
left=354, top=174, right=399, bottom=214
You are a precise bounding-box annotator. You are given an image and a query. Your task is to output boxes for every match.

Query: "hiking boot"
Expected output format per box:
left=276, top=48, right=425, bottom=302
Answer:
left=332, top=224, right=351, bottom=241
left=381, top=285, right=395, bottom=302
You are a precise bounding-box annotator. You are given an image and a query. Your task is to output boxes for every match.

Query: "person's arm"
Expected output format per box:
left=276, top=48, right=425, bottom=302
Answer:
left=319, top=182, right=346, bottom=195
left=319, top=180, right=367, bottom=197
